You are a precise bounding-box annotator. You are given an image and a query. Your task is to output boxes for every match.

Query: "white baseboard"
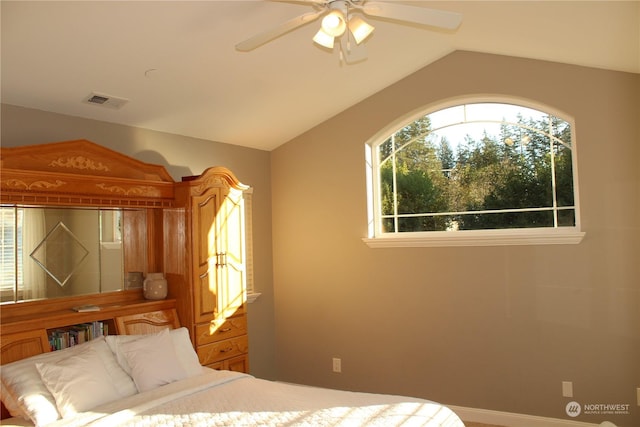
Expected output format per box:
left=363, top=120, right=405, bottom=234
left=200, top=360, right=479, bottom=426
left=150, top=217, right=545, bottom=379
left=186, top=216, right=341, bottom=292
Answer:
left=449, top=405, right=600, bottom=427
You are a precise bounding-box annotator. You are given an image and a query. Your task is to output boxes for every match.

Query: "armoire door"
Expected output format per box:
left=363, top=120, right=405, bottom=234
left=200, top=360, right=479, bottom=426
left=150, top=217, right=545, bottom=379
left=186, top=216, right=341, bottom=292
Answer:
left=192, top=185, right=245, bottom=323
left=215, top=186, right=245, bottom=319
left=192, top=186, right=221, bottom=323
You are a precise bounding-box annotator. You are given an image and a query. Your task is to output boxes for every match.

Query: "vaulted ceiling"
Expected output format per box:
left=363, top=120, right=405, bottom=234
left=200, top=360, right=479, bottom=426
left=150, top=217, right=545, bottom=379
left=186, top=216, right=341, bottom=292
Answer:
left=2, top=1, right=638, bottom=151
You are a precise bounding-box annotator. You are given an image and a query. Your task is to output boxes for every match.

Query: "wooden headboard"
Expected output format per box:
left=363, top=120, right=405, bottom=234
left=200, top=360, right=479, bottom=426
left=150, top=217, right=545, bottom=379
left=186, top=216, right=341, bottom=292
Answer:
left=0, top=329, right=51, bottom=365
left=115, top=309, right=181, bottom=335
left=0, top=298, right=182, bottom=420
left=1, top=299, right=181, bottom=363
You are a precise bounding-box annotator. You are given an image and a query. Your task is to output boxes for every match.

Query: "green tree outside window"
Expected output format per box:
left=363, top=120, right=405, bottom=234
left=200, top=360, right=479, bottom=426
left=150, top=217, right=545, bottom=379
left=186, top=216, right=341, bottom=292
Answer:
left=377, top=102, right=576, bottom=233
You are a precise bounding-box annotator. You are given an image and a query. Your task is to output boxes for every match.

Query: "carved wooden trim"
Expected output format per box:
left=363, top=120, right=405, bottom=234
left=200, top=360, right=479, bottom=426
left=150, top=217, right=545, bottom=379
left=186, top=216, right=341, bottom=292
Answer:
left=191, top=176, right=227, bottom=195
left=180, top=166, right=249, bottom=197
left=49, top=155, right=110, bottom=171
left=4, top=178, right=66, bottom=190
left=114, top=308, right=181, bottom=334
left=1, top=140, right=176, bottom=207
left=96, top=183, right=160, bottom=197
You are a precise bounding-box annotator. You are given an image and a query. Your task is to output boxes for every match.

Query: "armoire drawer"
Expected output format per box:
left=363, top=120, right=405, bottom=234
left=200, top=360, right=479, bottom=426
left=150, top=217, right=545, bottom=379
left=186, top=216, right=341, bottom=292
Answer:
left=195, top=314, right=247, bottom=346
left=197, top=334, right=249, bottom=365
left=204, top=354, right=249, bottom=372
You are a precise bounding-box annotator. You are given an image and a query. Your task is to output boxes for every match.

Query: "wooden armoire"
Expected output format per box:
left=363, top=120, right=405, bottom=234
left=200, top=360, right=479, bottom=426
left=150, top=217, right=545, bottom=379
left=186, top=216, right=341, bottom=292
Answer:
left=0, top=139, right=251, bottom=373
left=166, top=168, right=250, bottom=372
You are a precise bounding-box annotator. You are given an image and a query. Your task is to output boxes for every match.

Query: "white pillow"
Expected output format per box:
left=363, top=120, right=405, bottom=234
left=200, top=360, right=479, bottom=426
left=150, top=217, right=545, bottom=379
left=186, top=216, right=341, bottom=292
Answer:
left=119, top=328, right=188, bottom=392
left=36, top=346, right=122, bottom=418
left=105, top=327, right=202, bottom=377
left=0, top=337, right=137, bottom=426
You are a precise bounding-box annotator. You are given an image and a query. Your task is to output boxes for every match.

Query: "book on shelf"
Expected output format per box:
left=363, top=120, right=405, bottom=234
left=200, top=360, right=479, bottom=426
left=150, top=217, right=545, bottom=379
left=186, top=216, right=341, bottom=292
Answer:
left=72, top=304, right=101, bottom=312
left=48, top=320, right=108, bottom=351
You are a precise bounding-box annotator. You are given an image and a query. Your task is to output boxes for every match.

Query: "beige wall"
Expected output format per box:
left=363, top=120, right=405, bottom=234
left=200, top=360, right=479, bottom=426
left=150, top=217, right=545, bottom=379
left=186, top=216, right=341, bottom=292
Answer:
left=0, top=105, right=277, bottom=379
left=271, top=51, right=639, bottom=425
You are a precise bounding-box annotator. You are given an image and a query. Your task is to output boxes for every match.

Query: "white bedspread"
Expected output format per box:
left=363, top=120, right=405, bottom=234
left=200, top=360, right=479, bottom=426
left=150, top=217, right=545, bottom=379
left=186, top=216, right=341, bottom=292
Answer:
left=46, top=369, right=464, bottom=427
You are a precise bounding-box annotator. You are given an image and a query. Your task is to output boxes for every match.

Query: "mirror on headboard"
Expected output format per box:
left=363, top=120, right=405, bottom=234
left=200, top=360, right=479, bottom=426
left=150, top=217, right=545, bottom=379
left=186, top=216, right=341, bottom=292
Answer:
left=0, top=206, right=148, bottom=303
left=0, top=139, right=177, bottom=305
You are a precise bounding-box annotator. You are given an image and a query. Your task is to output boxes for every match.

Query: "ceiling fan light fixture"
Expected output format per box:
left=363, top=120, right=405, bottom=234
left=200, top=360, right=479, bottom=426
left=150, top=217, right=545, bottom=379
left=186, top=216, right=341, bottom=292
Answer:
left=313, top=28, right=335, bottom=49
left=320, top=10, right=346, bottom=37
left=236, top=0, right=463, bottom=64
left=348, top=15, right=374, bottom=44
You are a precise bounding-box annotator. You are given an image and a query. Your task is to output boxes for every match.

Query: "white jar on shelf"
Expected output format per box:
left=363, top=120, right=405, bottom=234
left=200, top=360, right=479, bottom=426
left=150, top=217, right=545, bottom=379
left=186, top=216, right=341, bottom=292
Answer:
left=143, top=272, right=168, bottom=300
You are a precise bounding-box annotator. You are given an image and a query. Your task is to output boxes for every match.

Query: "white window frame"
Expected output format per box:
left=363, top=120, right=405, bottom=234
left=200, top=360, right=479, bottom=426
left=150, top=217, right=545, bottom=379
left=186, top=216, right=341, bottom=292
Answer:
left=363, top=95, right=585, bottom=248
left=243, top=187, right=261, bottom=303
left=0, top=207, right=23, bottom=301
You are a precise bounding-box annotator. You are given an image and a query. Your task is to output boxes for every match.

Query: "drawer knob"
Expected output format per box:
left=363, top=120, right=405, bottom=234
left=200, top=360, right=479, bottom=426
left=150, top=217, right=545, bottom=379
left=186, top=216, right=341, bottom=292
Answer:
left=220, top=347, right=233, bottom=353
left=219, top=327, right=232, bottom=333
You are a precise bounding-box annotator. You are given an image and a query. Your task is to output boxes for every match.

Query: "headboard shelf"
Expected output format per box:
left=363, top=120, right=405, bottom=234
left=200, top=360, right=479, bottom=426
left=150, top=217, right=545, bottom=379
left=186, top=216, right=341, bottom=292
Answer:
left=1, top=292, right=177, bottom=336
left=1, top=300, right=180, bottom=364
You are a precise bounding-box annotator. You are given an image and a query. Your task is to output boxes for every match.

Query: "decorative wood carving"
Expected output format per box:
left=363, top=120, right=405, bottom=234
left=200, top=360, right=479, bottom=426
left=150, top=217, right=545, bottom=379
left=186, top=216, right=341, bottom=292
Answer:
left=49, top=155, right=110, bottom=171
left=1, top=140, right=175, bottom=207
left=114, top=309, right=181, bottom=334
left=4, top=178, right=66, bottom=190
left=95, top=183, right=160, bottom=197
left=181, top=166, right=248, bottom=198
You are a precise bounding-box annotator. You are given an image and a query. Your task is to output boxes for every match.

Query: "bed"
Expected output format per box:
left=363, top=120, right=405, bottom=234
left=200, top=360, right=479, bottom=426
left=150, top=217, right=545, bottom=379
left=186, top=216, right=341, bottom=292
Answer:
left=0, top=327, right=465, bottom=427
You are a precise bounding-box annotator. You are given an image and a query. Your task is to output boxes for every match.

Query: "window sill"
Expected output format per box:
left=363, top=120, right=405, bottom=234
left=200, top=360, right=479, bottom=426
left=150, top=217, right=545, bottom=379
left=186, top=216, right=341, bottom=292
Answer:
left=246, top=292, right=262, bottom=303
left=362, top=228, right=585, bottom=248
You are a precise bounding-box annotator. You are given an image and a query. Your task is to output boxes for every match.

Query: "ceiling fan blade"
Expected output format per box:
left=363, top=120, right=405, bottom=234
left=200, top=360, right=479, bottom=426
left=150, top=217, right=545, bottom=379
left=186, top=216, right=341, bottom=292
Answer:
left=236, top=10, right=324, bottom=52
left=361, top=2, right=462, bottom=30
left=339, top=36, right=367, bottom=64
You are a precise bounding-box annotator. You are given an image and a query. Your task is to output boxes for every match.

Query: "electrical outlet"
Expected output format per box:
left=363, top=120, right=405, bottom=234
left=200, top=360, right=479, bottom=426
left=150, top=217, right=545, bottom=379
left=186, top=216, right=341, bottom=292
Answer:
left=562, top=381, right=573, bottom=397
left=332, top=357, right=342, bottom=373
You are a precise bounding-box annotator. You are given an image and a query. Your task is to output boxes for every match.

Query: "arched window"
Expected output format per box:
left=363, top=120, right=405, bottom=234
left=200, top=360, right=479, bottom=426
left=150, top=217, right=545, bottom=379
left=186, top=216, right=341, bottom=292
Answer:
left=364, top=98, right=585, bottom=247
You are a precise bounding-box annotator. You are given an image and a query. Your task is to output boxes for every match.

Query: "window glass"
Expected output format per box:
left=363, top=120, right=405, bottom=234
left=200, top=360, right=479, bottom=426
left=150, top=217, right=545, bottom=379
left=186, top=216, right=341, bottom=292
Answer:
left=0, top=208, right=23, bottom=301
left=370, top=101, right=579, bottom=240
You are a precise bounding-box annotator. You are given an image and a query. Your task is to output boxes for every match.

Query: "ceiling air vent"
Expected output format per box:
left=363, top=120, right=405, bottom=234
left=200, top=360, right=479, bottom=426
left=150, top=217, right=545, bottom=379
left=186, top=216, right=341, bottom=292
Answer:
left=83, top=92, right=129, bottom=109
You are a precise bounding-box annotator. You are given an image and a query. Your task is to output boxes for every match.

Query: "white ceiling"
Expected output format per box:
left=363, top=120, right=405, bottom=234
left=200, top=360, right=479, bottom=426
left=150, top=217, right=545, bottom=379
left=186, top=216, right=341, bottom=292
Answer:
left=2, top=1, right=638, bottom=151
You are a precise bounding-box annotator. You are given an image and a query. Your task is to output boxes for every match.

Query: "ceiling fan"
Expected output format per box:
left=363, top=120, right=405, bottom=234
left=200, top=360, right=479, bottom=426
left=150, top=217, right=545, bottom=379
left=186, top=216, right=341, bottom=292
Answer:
left=235, top=0, right=463, bottom=64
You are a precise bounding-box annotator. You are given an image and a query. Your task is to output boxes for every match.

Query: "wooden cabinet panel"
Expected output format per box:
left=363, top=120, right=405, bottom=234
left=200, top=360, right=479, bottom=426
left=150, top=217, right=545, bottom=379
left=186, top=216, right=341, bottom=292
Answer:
left=195, top=314, right=247, bottom=346
left=197, top=335, right=249, bottom=366
left=122, top=209, right=148, bottom=276
left=195, top=192, right=219, bottom=268
left=0, top=330, right=50, bottom=364
left=115, top=308, right=180, bottom=334
left=192, top=189, right=220, bottom=324
left=205, top=354, right=249, bottom=372
left=215, top=188, right=245, bottom=319
left=225, top=354, right=249, bottom=373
